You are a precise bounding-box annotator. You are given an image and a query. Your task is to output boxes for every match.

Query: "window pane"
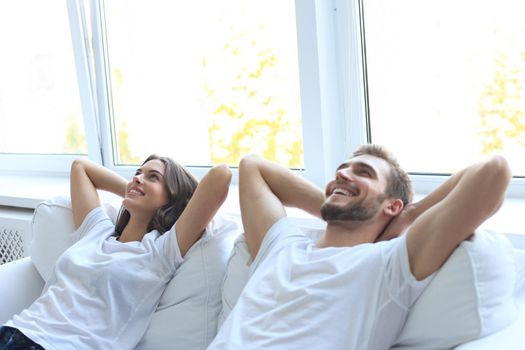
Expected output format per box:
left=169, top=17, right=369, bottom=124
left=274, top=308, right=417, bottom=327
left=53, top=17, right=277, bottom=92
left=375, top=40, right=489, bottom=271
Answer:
left=0, top=1, right=87, bottom=154
left=364, top=0, right=525, bottom=175
left=103, top=0, right=303, bottom=167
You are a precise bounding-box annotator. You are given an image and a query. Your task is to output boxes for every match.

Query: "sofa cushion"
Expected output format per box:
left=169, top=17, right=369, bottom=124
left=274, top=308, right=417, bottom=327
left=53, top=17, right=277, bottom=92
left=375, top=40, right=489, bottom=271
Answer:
left=29, top=196, right=241, bottom=350
left=217, top=233, right=252, bottom=328
left=29, top=196, right=119, bottom=281
left=391, top=229, right=518, bottom=349
left=136, top=214, right=240, bottom=349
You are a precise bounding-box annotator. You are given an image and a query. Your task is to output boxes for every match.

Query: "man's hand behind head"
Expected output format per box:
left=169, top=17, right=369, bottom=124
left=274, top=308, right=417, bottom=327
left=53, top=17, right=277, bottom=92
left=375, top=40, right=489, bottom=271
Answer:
left=376, top=203, right=417, bottom=242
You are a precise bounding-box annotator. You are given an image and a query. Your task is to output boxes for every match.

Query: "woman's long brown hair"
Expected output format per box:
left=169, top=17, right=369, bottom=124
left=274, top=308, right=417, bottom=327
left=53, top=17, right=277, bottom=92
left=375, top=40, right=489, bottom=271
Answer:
left=115, top=155, right=199, bottom=235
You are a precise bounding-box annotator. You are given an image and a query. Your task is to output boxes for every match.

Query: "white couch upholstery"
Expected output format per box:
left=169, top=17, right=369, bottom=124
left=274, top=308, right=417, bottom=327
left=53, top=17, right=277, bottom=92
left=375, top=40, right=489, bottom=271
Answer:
left=0, top=196, right=524, bottom=349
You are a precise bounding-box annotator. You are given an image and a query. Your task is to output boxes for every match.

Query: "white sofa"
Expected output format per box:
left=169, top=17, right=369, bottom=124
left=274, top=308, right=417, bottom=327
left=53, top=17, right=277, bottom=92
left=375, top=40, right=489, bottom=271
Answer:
left=0, top=196, right=524, bottom=349
left=0, top=196, right=243, bottom=350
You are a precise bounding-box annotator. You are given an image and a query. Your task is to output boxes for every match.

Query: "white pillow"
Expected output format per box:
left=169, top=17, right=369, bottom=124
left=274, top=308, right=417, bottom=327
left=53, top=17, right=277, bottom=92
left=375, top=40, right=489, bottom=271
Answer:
left=514, top=249, right=525, bottom=303
left=393, top=229, right=518, bottom=349
left=30, top=196, right=78, bottom=281
left=30, top=196, right=119, bottom=281
left=219, top=227, right=518, bottom=348
left=136, top=214, right=241, bottom=350
left=29, top=196, right=241, bottom=350
left=217, top=233, right=252, bottom=328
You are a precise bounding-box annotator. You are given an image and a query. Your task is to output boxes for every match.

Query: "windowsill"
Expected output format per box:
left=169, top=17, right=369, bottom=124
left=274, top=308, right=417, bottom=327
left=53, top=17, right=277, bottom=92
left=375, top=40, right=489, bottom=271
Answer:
left=0, top=173, right=70, bottom=209
left=0, top=173, right=523, bottom=236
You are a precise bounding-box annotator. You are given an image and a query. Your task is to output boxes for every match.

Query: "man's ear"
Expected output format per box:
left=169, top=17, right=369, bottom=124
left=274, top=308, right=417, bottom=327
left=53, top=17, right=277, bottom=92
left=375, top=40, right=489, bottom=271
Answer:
left=383, top=198, right=404, bottom=217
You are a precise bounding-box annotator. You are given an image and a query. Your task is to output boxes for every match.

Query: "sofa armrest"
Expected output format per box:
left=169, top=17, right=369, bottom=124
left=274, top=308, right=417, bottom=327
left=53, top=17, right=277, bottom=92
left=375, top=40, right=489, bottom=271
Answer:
left=0, top=257, right=44, bottom=324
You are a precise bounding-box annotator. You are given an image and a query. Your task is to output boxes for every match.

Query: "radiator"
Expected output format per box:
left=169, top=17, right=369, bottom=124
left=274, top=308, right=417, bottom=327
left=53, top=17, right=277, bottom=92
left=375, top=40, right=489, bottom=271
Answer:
left=0, top=206, right=33, bottom=265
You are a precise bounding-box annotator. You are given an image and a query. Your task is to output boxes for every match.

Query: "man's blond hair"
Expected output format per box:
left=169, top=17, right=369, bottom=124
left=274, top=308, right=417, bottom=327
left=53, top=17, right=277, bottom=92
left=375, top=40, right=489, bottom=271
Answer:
left=352, top=144, right=413, bottom=206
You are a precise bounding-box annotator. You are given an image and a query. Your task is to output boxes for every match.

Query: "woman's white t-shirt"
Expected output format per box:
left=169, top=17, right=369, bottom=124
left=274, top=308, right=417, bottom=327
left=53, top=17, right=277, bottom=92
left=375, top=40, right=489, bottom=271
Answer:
left=7, top=207, right=183, bottom=350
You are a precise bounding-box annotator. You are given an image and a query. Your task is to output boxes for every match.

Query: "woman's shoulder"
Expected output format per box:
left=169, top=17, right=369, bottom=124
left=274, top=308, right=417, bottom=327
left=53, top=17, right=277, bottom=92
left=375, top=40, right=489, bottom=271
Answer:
left=74, top=206, right=115, bottom=240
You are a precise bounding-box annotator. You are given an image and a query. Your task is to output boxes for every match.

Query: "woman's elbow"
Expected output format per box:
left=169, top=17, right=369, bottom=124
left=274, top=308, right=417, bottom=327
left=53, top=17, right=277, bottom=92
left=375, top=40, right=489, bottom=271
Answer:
left=209, top=164, right=232, bottom=190
left=487, top=155, right=512, bottom=186
left=483, top=155, right=512, bottom=213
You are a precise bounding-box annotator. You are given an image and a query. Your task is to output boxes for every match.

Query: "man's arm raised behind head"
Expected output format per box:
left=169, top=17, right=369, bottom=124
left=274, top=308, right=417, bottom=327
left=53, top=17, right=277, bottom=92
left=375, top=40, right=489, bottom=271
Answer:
left=239, top=154, right=325, bottom=260
left=405, top=155, right=512, bottom=281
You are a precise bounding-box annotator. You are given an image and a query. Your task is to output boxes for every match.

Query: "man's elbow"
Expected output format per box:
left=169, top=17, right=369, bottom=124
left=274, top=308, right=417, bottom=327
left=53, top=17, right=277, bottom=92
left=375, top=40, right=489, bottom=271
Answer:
left=484, top=155, right=512, bottom=213
left=239, top=153, right=262, bottom=167
left=239, top=154, right=263, bottom=177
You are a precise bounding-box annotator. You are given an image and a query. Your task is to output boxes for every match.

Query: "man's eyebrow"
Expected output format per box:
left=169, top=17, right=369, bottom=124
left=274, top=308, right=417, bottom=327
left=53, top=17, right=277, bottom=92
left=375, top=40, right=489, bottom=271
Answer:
left=336, top=160, right=378, bottom=178
left=336, top=161, right=351, bottom=171
left=355, top=162, right=378, bottom=177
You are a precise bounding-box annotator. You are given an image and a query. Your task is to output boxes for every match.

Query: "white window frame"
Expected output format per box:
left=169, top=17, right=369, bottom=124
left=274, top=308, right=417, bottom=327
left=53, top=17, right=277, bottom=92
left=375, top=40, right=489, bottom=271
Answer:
left=0, top=0, right=100, bottom=176
left=334, top=0, right=525, bottom=198
left=1, top=0, right=523, bottom=200
left=76, top=0, right=348, bottom=185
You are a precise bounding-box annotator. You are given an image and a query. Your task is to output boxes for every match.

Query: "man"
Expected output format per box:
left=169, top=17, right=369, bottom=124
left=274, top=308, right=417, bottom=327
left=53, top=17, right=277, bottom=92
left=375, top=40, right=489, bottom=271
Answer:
left=208, top=144, right=511, bottom=349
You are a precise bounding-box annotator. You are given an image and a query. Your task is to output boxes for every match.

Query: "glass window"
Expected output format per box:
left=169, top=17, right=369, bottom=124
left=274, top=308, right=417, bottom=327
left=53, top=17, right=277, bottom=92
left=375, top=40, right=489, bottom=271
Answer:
left=0, top=1, right=86, bottom=155
left=102, top=0, right=303, bottom=168
left=363, top=0, right=525, bottom=176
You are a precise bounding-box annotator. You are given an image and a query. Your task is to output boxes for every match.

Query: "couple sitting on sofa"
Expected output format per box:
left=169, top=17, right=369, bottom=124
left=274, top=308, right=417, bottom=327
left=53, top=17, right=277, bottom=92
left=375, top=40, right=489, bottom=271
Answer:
left=0, top=144, right=515, bottom=349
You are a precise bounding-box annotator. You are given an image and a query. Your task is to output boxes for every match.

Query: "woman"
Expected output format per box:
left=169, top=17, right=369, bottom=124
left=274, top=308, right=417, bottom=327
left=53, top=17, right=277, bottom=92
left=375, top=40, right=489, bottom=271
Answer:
left=0, top=155, right=231, bottom=349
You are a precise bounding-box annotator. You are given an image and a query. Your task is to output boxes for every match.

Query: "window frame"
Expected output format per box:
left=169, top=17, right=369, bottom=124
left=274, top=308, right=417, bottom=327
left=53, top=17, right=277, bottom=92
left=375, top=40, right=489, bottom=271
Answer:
left=336, top=0, right=525, bottom=198
left=0, top=0, right=523, bottom=200
left=0, top=0, right=99, bottom=175
left=84, top=0, right=347, bottom=185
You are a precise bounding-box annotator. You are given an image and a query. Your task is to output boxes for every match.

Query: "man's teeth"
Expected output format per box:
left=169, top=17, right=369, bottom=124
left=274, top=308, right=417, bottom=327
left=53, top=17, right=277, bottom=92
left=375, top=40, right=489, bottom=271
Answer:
left=333, top=188, right=351, bottom=196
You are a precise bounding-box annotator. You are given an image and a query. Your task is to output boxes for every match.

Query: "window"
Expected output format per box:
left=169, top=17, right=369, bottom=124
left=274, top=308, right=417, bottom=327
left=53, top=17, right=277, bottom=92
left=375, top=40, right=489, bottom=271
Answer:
left=0, top=0, right=522, bottom=200
left=101, top=0, right=304, bottom=168
left=0, top=0, right=86, bottom=156
left=362, top=0, right=525, bottom=177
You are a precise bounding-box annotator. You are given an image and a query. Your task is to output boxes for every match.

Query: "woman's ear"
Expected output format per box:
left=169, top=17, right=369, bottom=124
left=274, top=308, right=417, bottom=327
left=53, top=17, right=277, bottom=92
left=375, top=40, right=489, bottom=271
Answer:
left=384, top=198, right=404, bottom=217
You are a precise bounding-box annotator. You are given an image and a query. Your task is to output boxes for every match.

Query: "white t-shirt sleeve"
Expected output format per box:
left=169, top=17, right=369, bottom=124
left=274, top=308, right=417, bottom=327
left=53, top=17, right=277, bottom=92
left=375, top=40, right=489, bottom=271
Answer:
left=73, top=206, right=113, bottom=241
left=382, top=234, right=434, bottom=308
left=158, top=224, right=184, bottom=270
left=369, top=235, right=435, bottom=349
left=250, top=217, right=308, bottom=274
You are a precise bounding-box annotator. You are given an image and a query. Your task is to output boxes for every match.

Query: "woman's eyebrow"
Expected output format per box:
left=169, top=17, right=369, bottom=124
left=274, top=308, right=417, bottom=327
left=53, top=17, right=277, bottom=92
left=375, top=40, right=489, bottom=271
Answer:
left=136, top=167, right=164, bottom=177
left=146, top=169, right=164, bottom=177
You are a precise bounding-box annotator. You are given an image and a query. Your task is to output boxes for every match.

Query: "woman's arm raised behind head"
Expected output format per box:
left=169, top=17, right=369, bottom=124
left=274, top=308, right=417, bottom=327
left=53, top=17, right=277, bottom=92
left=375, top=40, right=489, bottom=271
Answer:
left=70, top=158, right=128, bottom=229
left=174, top=164, right=232, bottom=257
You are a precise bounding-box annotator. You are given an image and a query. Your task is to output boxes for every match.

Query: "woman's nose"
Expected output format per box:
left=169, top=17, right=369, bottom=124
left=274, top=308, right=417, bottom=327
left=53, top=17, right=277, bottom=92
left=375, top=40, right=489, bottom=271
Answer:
left=133, top=174, right=144, bottom=183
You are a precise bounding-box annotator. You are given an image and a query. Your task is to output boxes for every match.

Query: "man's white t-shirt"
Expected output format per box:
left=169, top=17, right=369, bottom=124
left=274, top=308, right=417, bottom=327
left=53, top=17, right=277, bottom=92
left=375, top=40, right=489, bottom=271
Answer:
left=7, top=207, right=183, bottom=350
left=209, top=217, right=433, bottom=350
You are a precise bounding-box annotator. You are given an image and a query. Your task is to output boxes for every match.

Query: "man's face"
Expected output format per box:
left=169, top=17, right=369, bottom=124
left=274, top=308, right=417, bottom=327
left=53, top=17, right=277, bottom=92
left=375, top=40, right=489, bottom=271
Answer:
left=321, top=155, right=391, bottom=222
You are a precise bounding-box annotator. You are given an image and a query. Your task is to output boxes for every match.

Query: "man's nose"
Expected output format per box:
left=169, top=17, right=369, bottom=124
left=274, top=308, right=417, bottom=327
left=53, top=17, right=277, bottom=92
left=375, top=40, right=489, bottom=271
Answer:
left=336, top=167, right=354, bottom=181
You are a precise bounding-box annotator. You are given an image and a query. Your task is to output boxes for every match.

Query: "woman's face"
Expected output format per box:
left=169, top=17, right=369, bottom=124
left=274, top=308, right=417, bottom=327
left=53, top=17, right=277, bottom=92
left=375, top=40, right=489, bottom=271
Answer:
left=123, top=159, right=169, bottom=218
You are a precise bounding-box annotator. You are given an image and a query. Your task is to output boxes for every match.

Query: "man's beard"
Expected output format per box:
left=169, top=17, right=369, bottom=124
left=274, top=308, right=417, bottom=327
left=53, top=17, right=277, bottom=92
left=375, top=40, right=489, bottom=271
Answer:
left=320, top=196, right=384, bottom=222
